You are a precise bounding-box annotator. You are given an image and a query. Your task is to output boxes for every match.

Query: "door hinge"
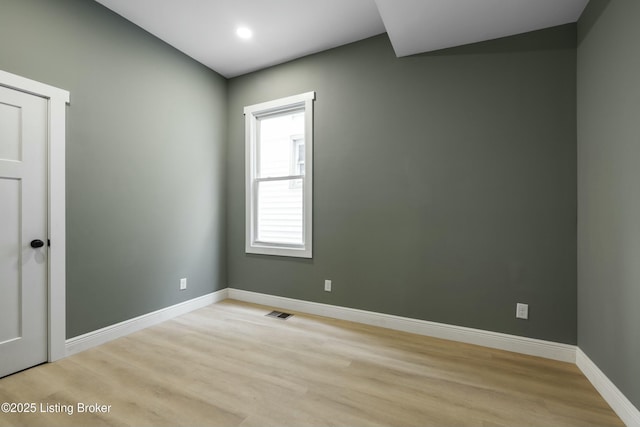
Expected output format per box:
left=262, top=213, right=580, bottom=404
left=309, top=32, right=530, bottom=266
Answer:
left=47, top=239, right=51, bottom=247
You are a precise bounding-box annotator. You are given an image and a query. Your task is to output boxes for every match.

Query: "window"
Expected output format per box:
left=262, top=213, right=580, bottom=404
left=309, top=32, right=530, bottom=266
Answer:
left=244, top=92, right=315, bottom=258
left=291, top=136, right=305, bottom=176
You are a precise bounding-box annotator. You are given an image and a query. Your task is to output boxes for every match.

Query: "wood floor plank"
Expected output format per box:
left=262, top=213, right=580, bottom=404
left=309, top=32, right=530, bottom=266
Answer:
left=0, top=299, right=624, bottom=427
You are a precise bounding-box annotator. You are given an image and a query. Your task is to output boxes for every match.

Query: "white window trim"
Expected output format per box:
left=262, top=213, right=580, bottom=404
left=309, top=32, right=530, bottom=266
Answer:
left=0, top=69, right=69, bottom=361
left=244, top=91, right=315, bottom=258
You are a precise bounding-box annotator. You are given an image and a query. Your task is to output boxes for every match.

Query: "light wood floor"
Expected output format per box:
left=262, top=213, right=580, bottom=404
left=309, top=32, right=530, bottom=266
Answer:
left=0, top=300, right=623, bottom=427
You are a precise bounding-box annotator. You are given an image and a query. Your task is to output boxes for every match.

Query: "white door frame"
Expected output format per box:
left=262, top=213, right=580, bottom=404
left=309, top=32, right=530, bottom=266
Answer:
left=0, top=70, right=69, bottom=362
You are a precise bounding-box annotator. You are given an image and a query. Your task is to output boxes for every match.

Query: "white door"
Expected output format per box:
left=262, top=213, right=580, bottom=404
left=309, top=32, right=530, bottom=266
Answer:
left=0, top=85, right=48, bottom=378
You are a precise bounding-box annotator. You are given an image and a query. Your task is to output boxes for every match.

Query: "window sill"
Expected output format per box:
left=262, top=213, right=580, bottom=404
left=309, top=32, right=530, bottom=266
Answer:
left=246, top=244, right=312, bottom=259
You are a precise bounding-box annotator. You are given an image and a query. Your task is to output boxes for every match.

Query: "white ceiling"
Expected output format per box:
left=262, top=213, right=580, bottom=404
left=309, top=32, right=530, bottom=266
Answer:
left=94, top=0, right=589, bottom=78
left=375, top=0, right=589, bottom=57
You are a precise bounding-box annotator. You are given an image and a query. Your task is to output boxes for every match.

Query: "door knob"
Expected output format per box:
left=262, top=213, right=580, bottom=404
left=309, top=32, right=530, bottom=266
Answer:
left=30, top=239, right=45, bottom=248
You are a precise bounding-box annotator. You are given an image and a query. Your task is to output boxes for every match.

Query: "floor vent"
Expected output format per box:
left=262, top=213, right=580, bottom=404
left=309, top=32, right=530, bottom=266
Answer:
left=266, top=310, right=293, bottom=320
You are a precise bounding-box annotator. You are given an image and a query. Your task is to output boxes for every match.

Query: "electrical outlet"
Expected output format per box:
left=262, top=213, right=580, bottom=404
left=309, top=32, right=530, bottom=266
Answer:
left=516, top=303, right=528, bottom=319
left=180, top=278, right=187, bottom=290
left=324, top=279, right=332, bottom=292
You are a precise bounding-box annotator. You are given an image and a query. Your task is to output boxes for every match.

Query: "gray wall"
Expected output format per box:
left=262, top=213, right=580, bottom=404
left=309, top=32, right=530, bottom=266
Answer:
left=228, top=27, right=577, bottom=343
left=0, top=0, right=228, bottom=338
left=577, top=0, right=640, bottom=408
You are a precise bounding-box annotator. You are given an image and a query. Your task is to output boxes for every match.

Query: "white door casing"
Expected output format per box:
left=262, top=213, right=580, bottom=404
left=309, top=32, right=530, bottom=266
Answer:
left=0, top=70, right=69, bottom=367
left=0, top=86, right=48, bottom=377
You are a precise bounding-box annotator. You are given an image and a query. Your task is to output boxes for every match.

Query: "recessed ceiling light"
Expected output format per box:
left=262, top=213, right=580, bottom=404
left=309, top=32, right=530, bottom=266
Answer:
left=236, top=27, right=253, bottom=40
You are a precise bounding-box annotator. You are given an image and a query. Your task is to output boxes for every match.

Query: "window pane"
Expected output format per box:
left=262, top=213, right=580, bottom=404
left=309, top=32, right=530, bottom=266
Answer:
left=257, top=179, right=303, bottom=245
left=258, top=110, right=305, bottom=178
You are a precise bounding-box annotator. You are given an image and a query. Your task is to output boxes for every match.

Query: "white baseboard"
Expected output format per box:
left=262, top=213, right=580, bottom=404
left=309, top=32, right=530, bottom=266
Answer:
left=226, top=288, right=576, bottom=363
left=576, top=348, right=640, bottom=427
left=65, top=289, right=229, bottom=356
